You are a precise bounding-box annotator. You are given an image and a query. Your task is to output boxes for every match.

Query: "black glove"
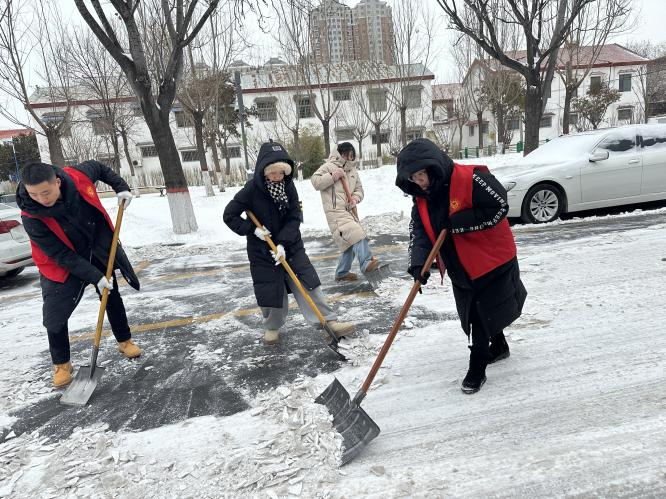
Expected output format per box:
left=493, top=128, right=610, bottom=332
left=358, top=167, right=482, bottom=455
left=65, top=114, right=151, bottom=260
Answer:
left=409, top=266, right=430, bottom=286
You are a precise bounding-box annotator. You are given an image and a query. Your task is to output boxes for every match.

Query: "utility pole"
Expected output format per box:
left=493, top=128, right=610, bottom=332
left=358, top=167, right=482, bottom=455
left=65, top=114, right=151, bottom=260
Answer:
left=234, top=71, right=249, bottom=179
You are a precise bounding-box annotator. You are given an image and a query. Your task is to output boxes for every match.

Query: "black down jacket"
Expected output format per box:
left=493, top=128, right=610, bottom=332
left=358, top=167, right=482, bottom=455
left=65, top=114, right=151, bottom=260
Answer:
left=16, top=161, right=139, bottom=290
left=223, top=142, right=320, bottom=308
left=395, top=138, right=526, bottom=335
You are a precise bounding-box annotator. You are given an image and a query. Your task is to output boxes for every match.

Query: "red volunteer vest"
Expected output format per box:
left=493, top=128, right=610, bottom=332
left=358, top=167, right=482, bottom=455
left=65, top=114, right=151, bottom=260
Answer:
left=416, top=163, right=516, bottom=281
left=21, top=167, right=115, bottom=282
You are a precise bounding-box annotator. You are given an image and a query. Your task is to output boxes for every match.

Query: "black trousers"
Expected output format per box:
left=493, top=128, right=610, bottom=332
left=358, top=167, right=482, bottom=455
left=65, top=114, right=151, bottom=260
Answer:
left=41, top=264, right=131, bottom=364
left=469, top=305, right=502, bottom=359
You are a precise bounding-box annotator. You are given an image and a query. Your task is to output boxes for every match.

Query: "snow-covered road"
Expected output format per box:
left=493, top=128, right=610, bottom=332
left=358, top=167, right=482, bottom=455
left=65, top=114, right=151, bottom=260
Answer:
left=2, top=161, right=666, bottom=497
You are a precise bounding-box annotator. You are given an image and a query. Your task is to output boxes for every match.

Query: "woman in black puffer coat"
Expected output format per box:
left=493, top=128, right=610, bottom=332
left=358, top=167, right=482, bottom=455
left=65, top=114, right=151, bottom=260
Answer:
left=223, top=141, right=354, bottom=345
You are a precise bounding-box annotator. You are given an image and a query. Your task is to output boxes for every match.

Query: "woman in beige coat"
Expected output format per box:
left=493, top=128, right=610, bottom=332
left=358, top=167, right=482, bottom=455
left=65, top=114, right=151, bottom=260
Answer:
left=311, top=142, right=381, bottom=281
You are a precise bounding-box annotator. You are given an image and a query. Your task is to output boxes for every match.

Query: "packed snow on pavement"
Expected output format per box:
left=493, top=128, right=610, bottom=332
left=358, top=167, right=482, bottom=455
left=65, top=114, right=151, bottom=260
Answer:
left=2, top=154, right=666, bottom=497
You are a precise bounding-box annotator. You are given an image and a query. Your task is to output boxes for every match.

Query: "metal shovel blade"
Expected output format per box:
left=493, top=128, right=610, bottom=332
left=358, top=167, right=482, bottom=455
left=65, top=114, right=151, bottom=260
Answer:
left=60, top=365, right=105, bottom=406
left=365, top=263, right=392, bottom=289
left=315, top=378, right=381, bottom=466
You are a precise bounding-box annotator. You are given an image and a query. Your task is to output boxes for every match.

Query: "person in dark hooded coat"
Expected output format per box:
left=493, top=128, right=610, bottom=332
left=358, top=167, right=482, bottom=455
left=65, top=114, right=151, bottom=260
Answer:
left=16, top=161, right=141, bottom=388
left=223, top=141, right=355, bottom=345
left=395, top=138, right=527, bottom=394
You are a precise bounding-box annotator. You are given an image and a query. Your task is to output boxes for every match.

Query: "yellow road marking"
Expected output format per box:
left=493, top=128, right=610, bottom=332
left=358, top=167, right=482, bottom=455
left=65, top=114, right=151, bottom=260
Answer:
left=69, top=289, right=377, bottom=342
left=152, top=243, right=404, bottom=282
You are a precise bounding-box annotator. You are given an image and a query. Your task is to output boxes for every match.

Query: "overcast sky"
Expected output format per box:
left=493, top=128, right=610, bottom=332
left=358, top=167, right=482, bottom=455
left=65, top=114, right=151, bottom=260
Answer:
left=1, top=0, right=665, bottom=130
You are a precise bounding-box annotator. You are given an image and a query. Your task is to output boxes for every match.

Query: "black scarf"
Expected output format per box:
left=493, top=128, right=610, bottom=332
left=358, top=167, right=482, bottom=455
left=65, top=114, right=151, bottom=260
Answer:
left=266, top=180, right=289, bottom=211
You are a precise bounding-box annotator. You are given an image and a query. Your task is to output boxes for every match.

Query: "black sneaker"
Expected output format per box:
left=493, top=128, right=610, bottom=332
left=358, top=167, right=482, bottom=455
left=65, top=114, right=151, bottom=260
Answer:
left=461, top=371, right=486, bottom=394
left=488, top=332, right=510, bottom=364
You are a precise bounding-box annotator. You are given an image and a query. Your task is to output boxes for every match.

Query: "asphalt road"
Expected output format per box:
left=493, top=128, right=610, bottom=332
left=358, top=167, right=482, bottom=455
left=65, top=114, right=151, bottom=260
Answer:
left=2, top=207, right=665, bottom=444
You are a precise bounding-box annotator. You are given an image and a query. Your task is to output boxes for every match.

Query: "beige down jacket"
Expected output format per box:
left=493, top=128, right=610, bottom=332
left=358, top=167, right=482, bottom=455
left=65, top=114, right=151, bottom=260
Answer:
left=311, top=152, right=366, bottom=251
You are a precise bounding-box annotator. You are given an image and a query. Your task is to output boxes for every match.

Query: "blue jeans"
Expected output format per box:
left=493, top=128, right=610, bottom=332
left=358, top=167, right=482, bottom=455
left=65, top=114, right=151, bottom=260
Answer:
left=335, top=238, right=373, bottom=278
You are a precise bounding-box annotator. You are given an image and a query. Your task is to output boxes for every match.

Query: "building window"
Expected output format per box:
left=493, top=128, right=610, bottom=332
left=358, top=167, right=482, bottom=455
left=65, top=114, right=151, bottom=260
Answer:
left=42, top=112, right=70, bottom=137
left=481, top=123, right=489, bottom=135
left=568, top=112, right=578, bottom=127
left=590, top=75, right=602, bottom=93
left=540, top=115, right=553, bottom=128
left=617, top=107, right=633, bottom=122
left=332, top=89, right=351, bottom=101
left=181, top=150, right=199, bottom=162
left=255, top=99, right=277, bottom=121
left=507, top=118, right=520, bottom=131
left=371, top=131, right=389, bottom=144
left=173, top=110, right=192, bottom=128
left=406, top=128, right=423, bottom=142
left=367, top=88, right=387, bottom=113
left=469, top=125, right=475, bottom=136
left=140, top=145, right=158, bottom=158
left=618, top=73, right=632, bottom=92
left=335, top=127, right=355, bottom=141
left=296, top=95, right=314, bottom=119
left=402, top=86, right=422, bottom=109
left=222, top=145, right=241, bottom=158
left=87, top=111, right=111, bottom=136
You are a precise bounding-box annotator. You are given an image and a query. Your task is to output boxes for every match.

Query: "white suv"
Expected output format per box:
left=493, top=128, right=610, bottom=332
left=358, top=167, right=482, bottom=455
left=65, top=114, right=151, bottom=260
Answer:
left=494, top=124, right=666, bottom=223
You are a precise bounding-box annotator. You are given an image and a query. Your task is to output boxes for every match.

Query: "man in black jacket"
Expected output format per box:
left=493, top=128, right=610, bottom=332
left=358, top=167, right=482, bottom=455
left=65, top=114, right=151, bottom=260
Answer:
left=17, top=161, right=141, bottom=388
left=396, top=139, right=527, bottom=394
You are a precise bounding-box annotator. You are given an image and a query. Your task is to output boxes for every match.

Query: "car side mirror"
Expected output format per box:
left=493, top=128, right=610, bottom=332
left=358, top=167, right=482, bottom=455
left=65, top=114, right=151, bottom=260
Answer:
left=589, top=150, right=609, bottom=162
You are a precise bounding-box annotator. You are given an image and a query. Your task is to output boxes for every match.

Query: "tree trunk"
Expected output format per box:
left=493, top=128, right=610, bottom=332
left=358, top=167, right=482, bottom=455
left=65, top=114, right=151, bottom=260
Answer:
left=495, top=106, right=505, bottom=154
left=45, top=129, right=65, bottom=167
left=523, top=83, right=543, bottom=154
left=146, top=114, right=198, bottom=234
left=119, top=127, right=140, bottom=197
left=109, top=133, right=121, bottom=174
left=400, top=106, right=407, bottom=147
left=562, top=89, right=573, bottom=135
left=221, top=136, right=232, bottom=178
left=357, top=137, right=363, bottom=169
left=292, top=129, right=301, bottom=178
left=457, top=124, right=463, bottom=154
left=210, top=137, right=225, bottom=192
left=193, top=111, right=214, bottom=197
left=477, top=110, right=484, bottom=150
left=322, top=118, right=331, bottom=157
left=374, top=122, right=382, bottom=167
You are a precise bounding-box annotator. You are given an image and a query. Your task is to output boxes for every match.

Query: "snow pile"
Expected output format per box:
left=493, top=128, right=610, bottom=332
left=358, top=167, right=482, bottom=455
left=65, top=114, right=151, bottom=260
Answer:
left=0, top=423, right=138, bottom=498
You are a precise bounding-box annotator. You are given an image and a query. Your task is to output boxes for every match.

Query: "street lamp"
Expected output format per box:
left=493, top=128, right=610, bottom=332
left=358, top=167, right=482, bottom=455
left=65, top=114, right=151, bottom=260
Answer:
left=1, top=138, right=19, bottom=181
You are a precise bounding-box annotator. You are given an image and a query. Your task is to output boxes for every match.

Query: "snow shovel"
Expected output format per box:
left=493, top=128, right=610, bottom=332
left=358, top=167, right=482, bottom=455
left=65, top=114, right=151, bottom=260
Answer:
left=316, top=229, right=447, bottom=465
left=247, top=211, right=346, bottom=361
left=339, top=177, right=391, bottom=289
left=61, top=200, right=126, bottom=406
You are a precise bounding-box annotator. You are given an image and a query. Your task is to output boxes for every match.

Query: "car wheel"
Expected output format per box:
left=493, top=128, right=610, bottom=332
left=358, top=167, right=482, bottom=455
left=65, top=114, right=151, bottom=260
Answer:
left=521, top=184, right=564, bottom=223
left=2, top=267, right=25, bottom=278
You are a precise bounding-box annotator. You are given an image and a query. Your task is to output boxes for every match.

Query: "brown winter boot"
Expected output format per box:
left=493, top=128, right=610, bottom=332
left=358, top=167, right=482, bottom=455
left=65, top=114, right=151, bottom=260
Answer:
left=364, top=258, right=381, bottom=274
left=328, top=321, right=355, bottom=337
left=53, top=362, right=73, bottom=388
left=263, top=329, right=279, bottom=345
left=335, top=272, right=358, bottom=282
left=118, top=339, right=141, bottom=359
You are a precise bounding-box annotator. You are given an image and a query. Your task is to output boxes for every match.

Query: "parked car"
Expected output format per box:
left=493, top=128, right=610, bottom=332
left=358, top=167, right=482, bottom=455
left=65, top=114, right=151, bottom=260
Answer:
left=0, top=202, right=33, bottom=277
left=493, top=124, right=666, bottom=223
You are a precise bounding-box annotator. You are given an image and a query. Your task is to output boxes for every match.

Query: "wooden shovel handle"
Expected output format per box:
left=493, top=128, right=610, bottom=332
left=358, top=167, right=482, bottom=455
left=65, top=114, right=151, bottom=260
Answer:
left=339, top=177, right=359, bottom=221
left=247, top=211, right=328, bottom=326
left=357, top=229, right=447, bottom=400
left=93, top=200, right=125, bottom=349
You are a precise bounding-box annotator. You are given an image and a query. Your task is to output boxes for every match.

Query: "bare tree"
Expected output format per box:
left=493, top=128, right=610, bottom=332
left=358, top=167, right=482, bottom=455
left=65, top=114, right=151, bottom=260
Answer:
left=351, top=61, right=394, bottom=167
left=557, top=0, right=633, bottom=134
left=0, top=1, right=73, bottom=166
left=389, top=0, right=435, bottom=147
left=436, top=0, right=595, bottom=154
left=273, top=0, right=342, bottom=157
left=336, top=88, right=371, bottom=167
left=73, top=0, right=230, bottom=233
left=626, top=40, right=666, bottom=123
left=479, top=69, right=525, bottom=152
